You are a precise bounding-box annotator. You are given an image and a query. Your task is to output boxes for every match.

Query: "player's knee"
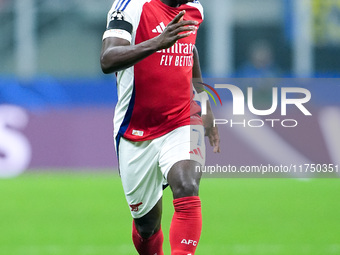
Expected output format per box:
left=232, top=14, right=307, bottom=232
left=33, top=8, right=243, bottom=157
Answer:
left=136, top=223, right=159, bottom=239
left=134, top=217, right=161, bottom=239
left=171, top=179, right=200, bottom=198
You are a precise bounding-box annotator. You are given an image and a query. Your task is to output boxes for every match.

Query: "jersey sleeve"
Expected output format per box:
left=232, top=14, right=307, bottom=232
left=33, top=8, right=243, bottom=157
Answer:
left=187, top=0, right=204, bottom=21
left=102, top=0, right=145, bottom=43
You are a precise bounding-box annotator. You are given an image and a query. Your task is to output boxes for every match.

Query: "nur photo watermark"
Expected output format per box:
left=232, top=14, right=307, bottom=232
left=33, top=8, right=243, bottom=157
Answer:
left=198, top=82, right=312, bottom=128
left=192, top=78, right=340, bottom=178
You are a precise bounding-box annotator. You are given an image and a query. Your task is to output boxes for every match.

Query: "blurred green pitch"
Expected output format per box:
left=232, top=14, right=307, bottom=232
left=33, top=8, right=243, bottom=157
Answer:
left=1, top=173, right=340, bottom=255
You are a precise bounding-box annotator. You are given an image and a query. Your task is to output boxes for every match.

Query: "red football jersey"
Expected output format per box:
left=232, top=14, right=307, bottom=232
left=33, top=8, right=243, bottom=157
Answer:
left=103, top=0, right=204, bottom=142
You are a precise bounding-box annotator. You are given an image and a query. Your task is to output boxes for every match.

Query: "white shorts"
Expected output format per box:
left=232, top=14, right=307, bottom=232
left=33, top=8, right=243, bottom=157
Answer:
left=117, top=125, right=205, bottom=218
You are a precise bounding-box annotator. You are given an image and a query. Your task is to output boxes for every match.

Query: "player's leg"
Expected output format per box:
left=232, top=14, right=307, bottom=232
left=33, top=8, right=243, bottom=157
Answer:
left=167, top=160, right=203, bottom=255
left=132, top=197, right=164, bottom=255
left=159, top=125, right=205, bottom=255
left=118, top=137, right=165, bottom=255
left=134, top=197, right=162, bottom=238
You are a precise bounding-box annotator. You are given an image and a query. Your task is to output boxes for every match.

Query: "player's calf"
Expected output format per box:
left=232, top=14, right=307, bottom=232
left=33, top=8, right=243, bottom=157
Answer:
left=170, top=196, right=202, bottom=255
left=167, top=160, right=203, bottom=254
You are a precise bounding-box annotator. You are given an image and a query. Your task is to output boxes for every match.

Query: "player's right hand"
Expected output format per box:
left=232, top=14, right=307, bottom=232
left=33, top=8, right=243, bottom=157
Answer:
left=155, top=11, right=198, bottom=50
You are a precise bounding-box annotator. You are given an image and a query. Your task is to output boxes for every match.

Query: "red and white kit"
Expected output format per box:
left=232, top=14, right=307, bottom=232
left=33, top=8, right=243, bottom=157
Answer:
left=103, top=0, right=205, bottom=218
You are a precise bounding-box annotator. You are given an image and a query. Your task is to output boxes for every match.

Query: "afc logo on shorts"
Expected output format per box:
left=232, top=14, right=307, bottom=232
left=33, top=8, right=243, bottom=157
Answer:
left=129, top=202, right=143, bottom=212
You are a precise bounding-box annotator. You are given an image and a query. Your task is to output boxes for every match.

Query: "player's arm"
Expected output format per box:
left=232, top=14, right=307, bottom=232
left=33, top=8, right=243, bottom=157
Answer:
left=100, top=11, right=197, bottom=74
left=192, top=46, right=220, bottom=153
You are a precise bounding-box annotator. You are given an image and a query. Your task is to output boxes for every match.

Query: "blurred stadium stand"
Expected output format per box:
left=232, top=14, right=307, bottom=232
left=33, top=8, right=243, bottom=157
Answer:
left=1, top=0, right=340, bottom=175
left=0, top=0, right=111, bottom=77
left=1, top=0, right=340, bottom=77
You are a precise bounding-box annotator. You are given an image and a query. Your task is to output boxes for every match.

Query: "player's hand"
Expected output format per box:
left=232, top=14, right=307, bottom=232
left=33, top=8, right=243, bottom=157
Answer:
left=155, top=10, right=198, bottom=50
left=202, top=113, right=221, bottom=153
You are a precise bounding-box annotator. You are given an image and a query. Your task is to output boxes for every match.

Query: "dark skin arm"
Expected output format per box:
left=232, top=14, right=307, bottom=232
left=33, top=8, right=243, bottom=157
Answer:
left=100, top=11, right=197, bottom=74
left=192, top=46, right=221, bottom=153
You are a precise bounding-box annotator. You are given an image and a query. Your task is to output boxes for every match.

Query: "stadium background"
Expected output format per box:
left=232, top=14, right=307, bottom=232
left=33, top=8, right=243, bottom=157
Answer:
left=1, top=0, right=340, bottom=254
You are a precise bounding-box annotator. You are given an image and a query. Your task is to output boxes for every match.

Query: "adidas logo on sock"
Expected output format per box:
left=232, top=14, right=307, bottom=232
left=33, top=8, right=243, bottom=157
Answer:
left=152, top=22, right=166, bottom=33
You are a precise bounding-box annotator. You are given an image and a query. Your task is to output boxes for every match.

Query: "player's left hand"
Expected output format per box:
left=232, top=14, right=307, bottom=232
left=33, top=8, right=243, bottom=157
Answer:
left=202, top=114, right=220, bottom=153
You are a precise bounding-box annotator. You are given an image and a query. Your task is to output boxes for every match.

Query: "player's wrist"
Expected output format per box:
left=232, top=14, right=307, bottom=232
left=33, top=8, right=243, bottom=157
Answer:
left=151, top=35, right=166, bottom=52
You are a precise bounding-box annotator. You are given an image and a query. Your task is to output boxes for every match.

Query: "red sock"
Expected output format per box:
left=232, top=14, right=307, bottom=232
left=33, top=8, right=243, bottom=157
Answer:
left=132, top=221, right=164, bottom=255
left=170, top=196, right=202, bottom=255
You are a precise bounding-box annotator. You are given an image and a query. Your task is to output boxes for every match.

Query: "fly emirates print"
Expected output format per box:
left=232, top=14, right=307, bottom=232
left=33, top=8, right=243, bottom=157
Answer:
left=195, top=78, right=340, bottom=178
left=153, top=23, right=195, bottom=67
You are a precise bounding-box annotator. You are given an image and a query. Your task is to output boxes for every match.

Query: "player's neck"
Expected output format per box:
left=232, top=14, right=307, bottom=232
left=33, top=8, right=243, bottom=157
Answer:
left=160, top=0, right=180, bottom=8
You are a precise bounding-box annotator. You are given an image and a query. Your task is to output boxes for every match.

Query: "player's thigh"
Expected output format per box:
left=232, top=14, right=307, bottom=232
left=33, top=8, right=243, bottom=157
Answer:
left=118, top=137, right=163, bottom=219
left=159, top=124, right=206, bottom=180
